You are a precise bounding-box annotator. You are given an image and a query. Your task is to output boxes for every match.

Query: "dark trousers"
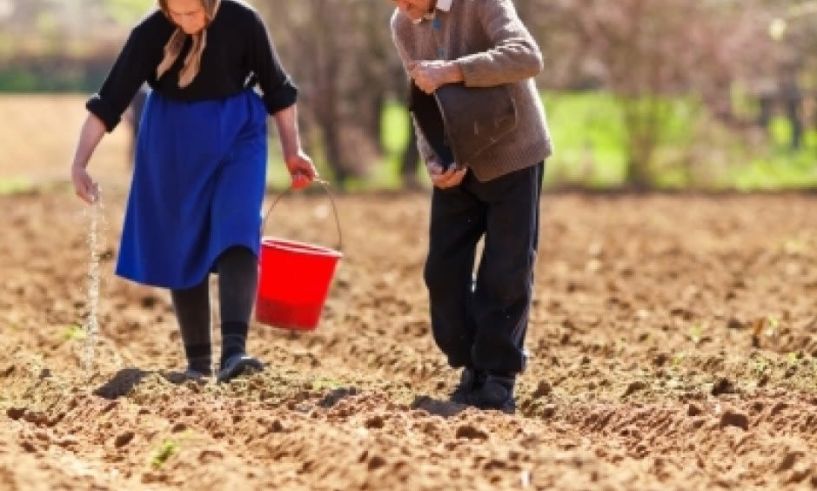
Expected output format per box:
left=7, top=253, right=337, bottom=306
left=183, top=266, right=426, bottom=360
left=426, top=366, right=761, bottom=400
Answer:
left=424, top=161, right=544, bottom=376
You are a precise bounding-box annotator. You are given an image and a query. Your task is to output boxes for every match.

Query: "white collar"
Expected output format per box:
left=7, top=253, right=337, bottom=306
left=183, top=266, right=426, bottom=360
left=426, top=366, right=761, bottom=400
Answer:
left=436, top=0, right=453, bottom=12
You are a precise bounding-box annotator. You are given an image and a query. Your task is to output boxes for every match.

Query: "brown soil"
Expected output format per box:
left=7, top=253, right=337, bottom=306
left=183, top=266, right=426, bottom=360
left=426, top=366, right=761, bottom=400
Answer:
left=2, top=187, right=817, bottom=490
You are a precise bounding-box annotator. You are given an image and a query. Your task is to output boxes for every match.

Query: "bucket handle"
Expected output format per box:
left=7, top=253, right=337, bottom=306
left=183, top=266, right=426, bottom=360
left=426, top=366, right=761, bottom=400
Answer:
left=261, top=179, right=343, bottom=251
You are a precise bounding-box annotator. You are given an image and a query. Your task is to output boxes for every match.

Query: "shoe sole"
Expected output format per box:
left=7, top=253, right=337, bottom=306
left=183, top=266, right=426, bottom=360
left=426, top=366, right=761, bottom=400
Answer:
left=470, top=401, right=516, bottom=414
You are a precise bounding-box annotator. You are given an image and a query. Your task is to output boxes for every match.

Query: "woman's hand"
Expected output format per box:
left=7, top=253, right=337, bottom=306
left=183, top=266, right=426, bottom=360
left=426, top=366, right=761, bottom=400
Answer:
left=71, top=164, right=100, bottom=204
left=274, top=105, right=317, bottom=190
left=285, top=150, right=319, bottom=190
left=426, top=159, right=466, bottom=189
left=70, top=113, right=106, bottom=204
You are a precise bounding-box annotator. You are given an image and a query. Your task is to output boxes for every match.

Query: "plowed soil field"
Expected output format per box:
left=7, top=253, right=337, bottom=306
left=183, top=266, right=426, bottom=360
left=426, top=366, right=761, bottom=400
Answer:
left=2, top=94, right=817, bottom=491
left=3, top=184, right=817, bottom=490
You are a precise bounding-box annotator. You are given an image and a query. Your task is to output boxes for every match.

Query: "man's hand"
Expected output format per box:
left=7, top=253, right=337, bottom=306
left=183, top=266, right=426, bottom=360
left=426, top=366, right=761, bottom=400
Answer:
left=285, top=150, right=318, bottom=190
left=427, top=159, right=466, bottom=189
left=409, top=60, right=464, bottom=94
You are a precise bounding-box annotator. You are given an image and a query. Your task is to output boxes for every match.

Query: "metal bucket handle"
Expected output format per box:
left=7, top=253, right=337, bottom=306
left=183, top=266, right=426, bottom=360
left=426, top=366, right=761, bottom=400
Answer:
left=261, top=179, right=343, bottom=252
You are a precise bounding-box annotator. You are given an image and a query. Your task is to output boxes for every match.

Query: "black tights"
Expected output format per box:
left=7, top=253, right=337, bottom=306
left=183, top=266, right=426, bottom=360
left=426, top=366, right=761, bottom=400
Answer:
left=170, top=246, right=258, bottom=372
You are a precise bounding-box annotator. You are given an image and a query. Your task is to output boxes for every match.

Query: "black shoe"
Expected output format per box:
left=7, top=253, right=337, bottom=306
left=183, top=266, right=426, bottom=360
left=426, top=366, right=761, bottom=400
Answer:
left=450, top=367, right=487, bottom=404
left=184, top=367, right=212, bottom=380
left=464, top=374, right=516, bottom=414
left=217, top=354, right=264, bottom=383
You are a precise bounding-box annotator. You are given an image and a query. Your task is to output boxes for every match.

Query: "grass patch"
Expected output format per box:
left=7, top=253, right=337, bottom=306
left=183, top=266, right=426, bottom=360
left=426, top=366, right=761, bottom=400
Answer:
left=542, top=91, right=629, bottom=187
left=0, top=178, right=35, bottom=196
left=311, top=377, right=346, bottom=391
left=150, top=439, right=179, bottom=468
left=61, top=324, right=86, bottom=342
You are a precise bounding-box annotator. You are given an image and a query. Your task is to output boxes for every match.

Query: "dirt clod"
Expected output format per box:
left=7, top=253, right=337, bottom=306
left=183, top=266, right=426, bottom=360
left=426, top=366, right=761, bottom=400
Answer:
left=719, top=410, right=749, bottom=431
left=113, top=431, right=135, bottom=448
left=456, top=425, right=488, bottom=441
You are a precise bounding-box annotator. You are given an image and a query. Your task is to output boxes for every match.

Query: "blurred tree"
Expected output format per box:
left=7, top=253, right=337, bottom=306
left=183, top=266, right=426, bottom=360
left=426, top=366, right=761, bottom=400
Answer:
left=257, top=0, right=402, bottom=189
left=5, top=0, right=815, bottom=187
left=526, top=0, right=781, bottom=187
left=768, top=0, right=817, bottom=149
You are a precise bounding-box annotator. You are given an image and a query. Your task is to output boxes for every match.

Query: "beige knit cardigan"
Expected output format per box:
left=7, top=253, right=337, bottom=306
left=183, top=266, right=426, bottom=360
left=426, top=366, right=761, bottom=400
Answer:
left=390, top=0, right=552, bottom=181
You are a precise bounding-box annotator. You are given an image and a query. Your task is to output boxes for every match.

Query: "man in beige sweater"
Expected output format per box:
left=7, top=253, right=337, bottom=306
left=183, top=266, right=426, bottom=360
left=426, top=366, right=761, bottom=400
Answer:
left=390, top=0, right=552, bottom=413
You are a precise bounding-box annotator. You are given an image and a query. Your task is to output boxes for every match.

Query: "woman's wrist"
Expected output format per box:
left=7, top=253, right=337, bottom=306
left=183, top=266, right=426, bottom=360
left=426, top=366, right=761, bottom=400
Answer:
left=283, top=148, right=304, bottom=162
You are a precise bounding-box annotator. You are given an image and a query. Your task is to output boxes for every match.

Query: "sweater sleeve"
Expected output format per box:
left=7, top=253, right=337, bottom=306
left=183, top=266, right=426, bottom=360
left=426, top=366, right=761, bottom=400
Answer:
left=249, top=11, right=298, bottom=115
left=454, top=0, right=544, bottom=87
left=86, top=24, right=156, bottom=132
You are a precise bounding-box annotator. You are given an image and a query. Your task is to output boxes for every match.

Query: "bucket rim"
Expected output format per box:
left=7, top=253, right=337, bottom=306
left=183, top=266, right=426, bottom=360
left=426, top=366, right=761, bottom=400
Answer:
left=261, top=236, right=343, bottom=259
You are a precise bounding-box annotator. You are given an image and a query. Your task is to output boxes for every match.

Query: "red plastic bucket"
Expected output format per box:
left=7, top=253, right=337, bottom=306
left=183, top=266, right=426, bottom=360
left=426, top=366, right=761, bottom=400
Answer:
left=255, top=182, right=343, bottom=331
left=256, top=238, right=342, bottom=330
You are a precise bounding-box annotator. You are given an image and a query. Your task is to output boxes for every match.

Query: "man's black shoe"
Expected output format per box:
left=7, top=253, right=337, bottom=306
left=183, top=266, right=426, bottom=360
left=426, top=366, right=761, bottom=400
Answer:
left=465, top=374, right=516, bottom=414
left=450, top=367, right=486, bottom=404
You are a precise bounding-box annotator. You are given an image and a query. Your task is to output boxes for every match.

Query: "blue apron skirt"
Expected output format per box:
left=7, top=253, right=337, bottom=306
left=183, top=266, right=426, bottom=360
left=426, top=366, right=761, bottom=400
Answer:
left=116, top=89, right=268, bottom=289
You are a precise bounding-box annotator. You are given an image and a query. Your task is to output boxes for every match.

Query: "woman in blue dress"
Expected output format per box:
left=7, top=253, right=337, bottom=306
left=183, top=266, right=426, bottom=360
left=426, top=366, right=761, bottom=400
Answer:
left=69, top=0, right=317, bottom=382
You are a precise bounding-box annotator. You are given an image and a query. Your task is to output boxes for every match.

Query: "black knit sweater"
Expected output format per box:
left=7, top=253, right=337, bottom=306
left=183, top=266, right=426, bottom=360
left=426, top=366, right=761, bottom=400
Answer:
left=87, top=0, right=297, bottom=132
